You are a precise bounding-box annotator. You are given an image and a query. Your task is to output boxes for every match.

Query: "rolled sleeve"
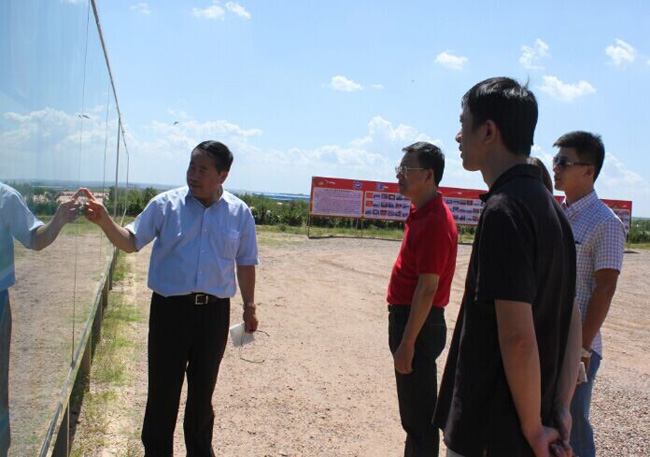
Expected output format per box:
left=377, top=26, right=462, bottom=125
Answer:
left=125, top=199, right=160, bottom=251
left=594, top=218, right=625, bottom=272
left=476, top=201, right=536, bottom=304
left=5, top=190, right=44, bottom=249
left=235, top=208, right=259, bottom=266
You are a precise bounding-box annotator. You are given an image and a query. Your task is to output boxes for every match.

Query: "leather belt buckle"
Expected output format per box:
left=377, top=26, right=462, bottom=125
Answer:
left=194, top=294, right=209, bottom=305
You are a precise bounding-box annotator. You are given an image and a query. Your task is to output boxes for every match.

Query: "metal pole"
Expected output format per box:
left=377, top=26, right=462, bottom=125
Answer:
left=113, top=120, right=121, bottom=218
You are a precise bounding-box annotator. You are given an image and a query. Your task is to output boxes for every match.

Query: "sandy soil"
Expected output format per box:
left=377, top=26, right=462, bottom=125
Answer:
left=67, top=231, right=650, bottom=457
left=9, top=228, right=112, bottom=455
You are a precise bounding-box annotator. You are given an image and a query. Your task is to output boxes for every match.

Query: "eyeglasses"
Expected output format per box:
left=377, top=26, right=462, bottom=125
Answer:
left=395, top=165, right=425, bottom=176
left=552, top=155, right=593, bottom=170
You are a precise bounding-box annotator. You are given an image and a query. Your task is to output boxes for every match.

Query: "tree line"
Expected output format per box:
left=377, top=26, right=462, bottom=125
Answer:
left=8, top=182, right=649, bottom=243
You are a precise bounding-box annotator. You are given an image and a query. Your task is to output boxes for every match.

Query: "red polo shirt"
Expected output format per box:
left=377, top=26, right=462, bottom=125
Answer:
left=387, top=193, right=458, bottom=308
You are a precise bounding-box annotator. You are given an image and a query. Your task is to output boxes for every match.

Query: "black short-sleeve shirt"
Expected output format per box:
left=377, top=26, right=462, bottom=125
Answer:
left=433, top=164, right=576, bottom=457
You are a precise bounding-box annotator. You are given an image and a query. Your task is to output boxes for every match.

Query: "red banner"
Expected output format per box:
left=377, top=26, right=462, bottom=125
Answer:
left=310, top=176, right=407, bottom=221
left=310, top=176, right=633, bottom=230
left=602, top=199, right=632, bottom=232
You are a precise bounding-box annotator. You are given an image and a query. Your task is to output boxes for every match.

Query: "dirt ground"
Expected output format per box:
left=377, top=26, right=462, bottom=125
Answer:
left=62, top=231, right=650, bottom=457
left=9, top=229, right=112, bottom=456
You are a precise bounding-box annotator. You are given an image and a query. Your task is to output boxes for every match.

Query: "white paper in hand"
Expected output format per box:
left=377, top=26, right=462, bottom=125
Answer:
left=229, top=322, right=255, bottom=347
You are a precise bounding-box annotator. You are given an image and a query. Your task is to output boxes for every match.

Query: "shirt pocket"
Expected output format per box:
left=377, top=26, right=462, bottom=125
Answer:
left=219, top=229, right=240, bottom=260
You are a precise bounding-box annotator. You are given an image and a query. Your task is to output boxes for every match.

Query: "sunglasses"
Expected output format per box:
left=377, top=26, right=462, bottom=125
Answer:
left=552, top=155, right=593, bottom=170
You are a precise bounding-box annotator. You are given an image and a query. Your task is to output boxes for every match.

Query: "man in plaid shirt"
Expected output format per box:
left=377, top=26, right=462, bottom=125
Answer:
left=552, top=131, right=626, bottom=457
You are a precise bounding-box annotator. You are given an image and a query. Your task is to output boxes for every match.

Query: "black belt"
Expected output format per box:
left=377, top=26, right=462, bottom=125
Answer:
left=388, top=304, right=444, bottom=315
left=388, top=304, right=410, bottom=313
left=160, top=292, right=225, bottom=306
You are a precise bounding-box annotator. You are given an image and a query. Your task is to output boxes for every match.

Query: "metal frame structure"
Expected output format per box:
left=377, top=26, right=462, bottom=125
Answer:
left=38, top=0, right=131, bottom=454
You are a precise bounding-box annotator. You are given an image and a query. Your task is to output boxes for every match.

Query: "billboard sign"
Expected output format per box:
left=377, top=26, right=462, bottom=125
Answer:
left=310, top=176, right=632, bottom=229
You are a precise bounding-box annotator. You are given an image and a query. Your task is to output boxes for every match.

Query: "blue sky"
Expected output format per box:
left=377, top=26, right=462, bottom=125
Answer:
left=6, top=0, right=649, bottom=215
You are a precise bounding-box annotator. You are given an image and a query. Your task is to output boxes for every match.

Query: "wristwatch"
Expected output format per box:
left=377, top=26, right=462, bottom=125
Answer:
left=581, top=347, right=592, bottom=358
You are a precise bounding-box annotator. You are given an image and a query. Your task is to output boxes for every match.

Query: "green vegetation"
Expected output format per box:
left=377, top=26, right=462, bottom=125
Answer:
left=237, top=193, right=408, bottom=232
left=7, top=182, right=63, bottom=215
left=107, top=186, right=158, bottom=216
left=628, top=218, right=650, bottom=244
left=92, top=280, right=142, bottom=384
left=11, top=182, right=650, bottom=248
left=112, top=253, right=130, bottom=283
left=70, top=255, right=144, bottom=456
left=239, top=194, right=307, bottom=226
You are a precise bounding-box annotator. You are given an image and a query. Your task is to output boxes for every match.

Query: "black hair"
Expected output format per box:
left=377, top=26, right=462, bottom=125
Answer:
left=553, top=131, right=605, bottom=181
left=194, top=140, right=234, bottom=172
left=462, top=77, right=538, bottom=156
left=402, top=141, right=445, bottom=185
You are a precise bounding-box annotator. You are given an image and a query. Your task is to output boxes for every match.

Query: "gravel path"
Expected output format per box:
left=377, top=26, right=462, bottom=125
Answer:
left=71, top=234, right=650, bottom=456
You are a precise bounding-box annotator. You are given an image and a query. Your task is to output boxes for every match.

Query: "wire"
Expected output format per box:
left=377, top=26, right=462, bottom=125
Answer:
left=238, top=329, right=270, bottom=364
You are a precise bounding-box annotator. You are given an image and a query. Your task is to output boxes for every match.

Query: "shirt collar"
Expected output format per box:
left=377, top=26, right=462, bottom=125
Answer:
left=407, top=192, right=442, bottom=221
left=561, top=190, right=598, bottom=218
left=479, top=163, right=541, bottom=202
left=185, top=185, right=225, bottom=207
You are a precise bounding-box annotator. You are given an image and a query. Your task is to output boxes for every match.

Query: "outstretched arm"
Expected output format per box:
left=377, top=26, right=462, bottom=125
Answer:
left=32, top=197, right=80, bottom=250
left=78, top=188, right=136, bottom=253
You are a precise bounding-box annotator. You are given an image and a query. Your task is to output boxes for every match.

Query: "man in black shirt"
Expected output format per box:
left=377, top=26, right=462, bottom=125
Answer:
left=433, top=77, right=582, bottom=457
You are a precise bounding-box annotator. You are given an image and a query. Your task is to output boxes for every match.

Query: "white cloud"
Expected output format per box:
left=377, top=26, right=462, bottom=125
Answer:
left=520, top=39, right=549, bottom=70
left=193, top=2, right=226, bottom=20
left=595, top=153, right=650, bottom=215
left=434, top=51, right=468, bottom=70
left=246, top=116, right=461, bottom=192
left=350, top=116, right=438, bottom=150
left=538, top=76, right=596, bottom=102
left=193, top=1, right=250, bottom=20
left=598, top=153, right=646, bottom=189
left=150, top=119, right=262, bottom=139
left=225, top=2, right=250, bottom=19
left=1, top=107, right=121, bottom=183
left=61, top=0, right=86, bottom=4
left=605, top=39, right=637, bottom=67
left=329, top=75, right=363, bottom=92
left=530, top=145, right=554, bottom=167
left=371, top=84, right=385, bottom=90
left=535, top=143, right=649, bottom=215
left=130, top=2, right=151, bottom=15
left=167, top=108, right=191, bottom=121
left=129, top=114, right=449, bottom=191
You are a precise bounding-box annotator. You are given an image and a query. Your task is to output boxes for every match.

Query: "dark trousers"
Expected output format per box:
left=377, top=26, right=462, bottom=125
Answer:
left=0, top=291, right=10, bottom=457
left=389, top=306, right=446, bottom=457
left=142, top=293, right=230, bottom=457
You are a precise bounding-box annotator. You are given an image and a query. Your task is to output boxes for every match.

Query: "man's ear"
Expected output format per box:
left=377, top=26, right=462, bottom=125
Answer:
left=218, top=170, right=229, bottom=184
left=484, top=120, right=499, bottom=145
left=426, top=168, right=435, bottom=185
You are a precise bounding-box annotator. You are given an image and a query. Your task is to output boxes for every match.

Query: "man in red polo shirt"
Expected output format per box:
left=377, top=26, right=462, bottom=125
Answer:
left=387, top=141, right=458, bottom=457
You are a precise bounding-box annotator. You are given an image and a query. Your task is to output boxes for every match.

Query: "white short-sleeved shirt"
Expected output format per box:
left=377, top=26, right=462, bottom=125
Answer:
left=562, top=190, right=626, bottom=357
left=1, top=183, right=44, bottom=291
left=126, top=186, right=258, bottom=299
